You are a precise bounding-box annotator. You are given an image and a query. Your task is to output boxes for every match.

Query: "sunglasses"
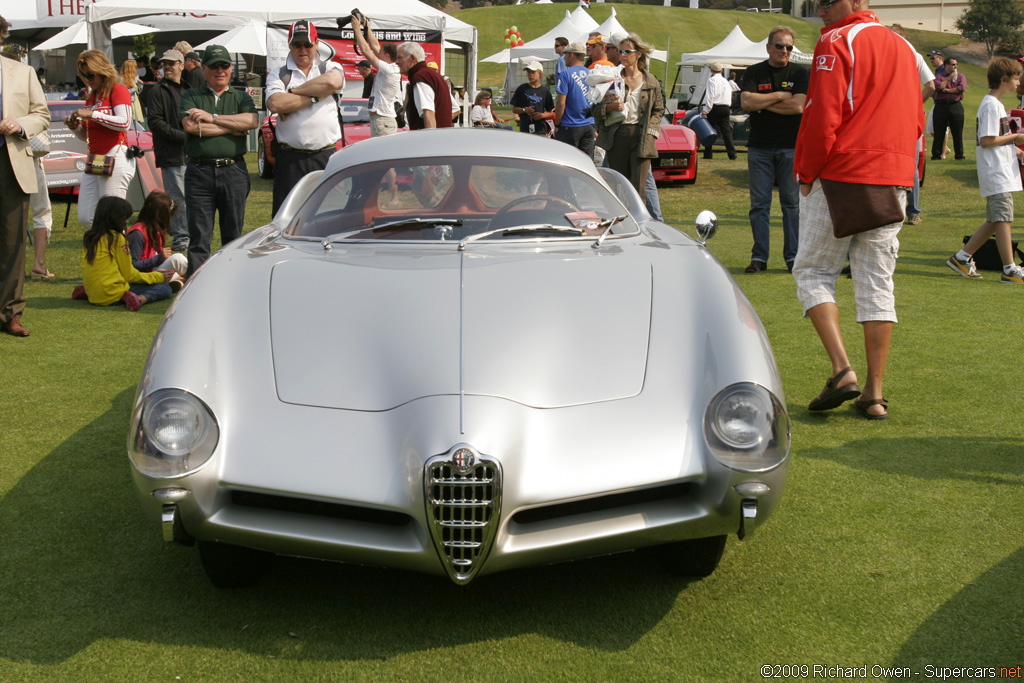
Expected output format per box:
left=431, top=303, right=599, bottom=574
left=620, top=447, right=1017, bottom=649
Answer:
left=773, top=43, right=794, bottom=52
left=816, top=0, right=840, bottom=9
left=291, top=42, right=314, bottom=49
left=80, top=72, right=96, bottom=79
left=619, top=49, right=639, bottom=55
left=208, top=63, right=231, bottom=71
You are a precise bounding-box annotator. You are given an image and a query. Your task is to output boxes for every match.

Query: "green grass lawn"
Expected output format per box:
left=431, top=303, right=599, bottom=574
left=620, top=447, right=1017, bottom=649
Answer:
left=1, top=9, right=1021, bottom=681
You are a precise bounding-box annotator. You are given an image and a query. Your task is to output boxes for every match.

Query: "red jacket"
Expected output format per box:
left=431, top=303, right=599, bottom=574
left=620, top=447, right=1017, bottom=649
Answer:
left=794, top=11, right=923, bottom=187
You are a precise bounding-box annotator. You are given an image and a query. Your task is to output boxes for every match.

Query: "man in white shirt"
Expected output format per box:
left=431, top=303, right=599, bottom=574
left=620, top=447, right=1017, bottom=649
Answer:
left=351, top=13, right=401, bottom=137
left=265, top=20, right=344, bottom=215
left=702, top=62, right=736, bottom=160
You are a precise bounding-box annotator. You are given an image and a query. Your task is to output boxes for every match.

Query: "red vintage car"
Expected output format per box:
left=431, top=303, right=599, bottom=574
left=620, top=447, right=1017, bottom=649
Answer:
left=653, top=118, right=698, bottom=185
left=257, top=97, right=375, bottom=179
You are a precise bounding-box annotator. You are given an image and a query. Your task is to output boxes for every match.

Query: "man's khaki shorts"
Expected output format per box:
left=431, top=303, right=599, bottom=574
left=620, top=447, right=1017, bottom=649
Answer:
left=370, top=113, right=398, bottom=137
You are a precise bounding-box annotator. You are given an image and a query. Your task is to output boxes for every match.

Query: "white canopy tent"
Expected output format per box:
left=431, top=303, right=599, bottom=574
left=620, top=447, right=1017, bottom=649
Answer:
left=481, top=9, right=596, bottom=65
left=32, top=19, right=160, bottom=51
left=676, top=24, right=811, bottom=68
left=593, top=8, right=667, bottom=63
left=84, top=0, right=479, bottom=96
left=194, top=19, right=268, bottom=56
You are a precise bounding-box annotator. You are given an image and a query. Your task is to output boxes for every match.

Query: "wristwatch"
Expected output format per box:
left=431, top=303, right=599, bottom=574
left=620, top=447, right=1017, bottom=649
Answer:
left=212, top=113, right=218, bottom=123
left=309, top=95, right=320, bottom=104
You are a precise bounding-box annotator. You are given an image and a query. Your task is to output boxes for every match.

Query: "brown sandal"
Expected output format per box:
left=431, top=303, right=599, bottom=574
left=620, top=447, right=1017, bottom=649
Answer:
left=808, top=366, right=862, bottom=411
left=854, top=397, right=889, bottom=421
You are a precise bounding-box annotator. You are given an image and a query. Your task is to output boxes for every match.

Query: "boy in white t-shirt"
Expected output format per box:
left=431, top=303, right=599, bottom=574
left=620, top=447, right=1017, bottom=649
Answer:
left=947, top=57, right=1024, bottom=283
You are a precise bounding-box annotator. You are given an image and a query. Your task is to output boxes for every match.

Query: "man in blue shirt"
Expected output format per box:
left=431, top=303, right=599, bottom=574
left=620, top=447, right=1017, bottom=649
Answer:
left=553, top=42, right=595, bottom=159
left=554, top=37, right=568, bottom=78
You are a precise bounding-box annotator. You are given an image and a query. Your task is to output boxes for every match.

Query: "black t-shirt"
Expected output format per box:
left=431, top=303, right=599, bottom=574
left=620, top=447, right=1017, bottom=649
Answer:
left=740, top=59, right=809, bottom=148
left=361, top=72, right=375, bottom=99
left=511, top=83, right=554, bottom=135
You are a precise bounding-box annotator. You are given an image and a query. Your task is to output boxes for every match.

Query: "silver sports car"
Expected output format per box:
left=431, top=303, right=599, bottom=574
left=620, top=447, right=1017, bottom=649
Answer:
left=128, top=129, right=789, bottom=587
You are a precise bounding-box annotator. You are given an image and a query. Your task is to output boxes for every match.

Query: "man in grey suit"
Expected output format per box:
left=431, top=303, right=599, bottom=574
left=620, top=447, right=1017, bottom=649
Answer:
left=0, top=14, right=50, bottom=337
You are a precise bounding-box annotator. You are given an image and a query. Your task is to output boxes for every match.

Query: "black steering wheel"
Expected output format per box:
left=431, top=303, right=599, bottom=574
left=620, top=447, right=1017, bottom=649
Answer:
left=491, top=194, right=580, bottom=227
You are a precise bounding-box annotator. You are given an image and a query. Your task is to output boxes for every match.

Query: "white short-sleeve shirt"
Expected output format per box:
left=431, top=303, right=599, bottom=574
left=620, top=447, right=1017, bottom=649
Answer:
left=266, top=55, right=344, bottom=149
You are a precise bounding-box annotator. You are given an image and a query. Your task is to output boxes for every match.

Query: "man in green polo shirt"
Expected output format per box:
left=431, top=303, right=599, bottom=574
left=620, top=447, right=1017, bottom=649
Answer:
left=179, top=44, right=258, bottom=276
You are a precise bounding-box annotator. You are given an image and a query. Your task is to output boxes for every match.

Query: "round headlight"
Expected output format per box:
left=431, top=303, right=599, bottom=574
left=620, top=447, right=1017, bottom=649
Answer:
left=129, top=389, right=219, bottom=478
left=704, top=383, right=789, bottom=472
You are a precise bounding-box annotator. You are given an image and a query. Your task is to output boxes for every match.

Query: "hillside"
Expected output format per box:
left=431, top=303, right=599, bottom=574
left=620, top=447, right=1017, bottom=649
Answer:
left=454, top=3, right=963, bottom=88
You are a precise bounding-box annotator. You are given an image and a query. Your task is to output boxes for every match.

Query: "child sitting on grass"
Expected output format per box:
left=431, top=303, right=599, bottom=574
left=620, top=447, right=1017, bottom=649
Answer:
left=127, top=191, right=187, bottom=277
left=71, top=196, right=181, bottom=311
left=947, top=57, right=1024, bottom=283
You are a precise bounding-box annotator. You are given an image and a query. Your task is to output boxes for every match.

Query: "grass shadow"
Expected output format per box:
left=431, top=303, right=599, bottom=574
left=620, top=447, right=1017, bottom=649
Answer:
left=0, top=389, right=690, bottom=665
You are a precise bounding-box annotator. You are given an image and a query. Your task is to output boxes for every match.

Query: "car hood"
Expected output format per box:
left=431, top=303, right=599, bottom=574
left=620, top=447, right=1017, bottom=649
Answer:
left=269, top=248, right=652, bottom=410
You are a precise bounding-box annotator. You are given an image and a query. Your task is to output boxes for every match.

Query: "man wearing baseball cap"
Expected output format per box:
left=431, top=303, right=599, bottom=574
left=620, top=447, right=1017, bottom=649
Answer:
left=183, top=51, right=205, bottom=90
left=178, top=45, right=259, bottom=276
left=147, top=49, right=190, bottom=252
left=357, top=59, right=374, bottom=98
left=266, top=20, right=345, bottom=215
left=511, top=62, right=554, bottom=136
left=553, top=42, right=595, bottom=157
left=587, top=35, right=614, bottom=70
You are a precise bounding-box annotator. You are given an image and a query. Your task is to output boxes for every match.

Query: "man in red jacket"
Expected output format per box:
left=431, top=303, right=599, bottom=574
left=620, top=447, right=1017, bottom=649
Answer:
left=792, top=0, right=923, bottom=421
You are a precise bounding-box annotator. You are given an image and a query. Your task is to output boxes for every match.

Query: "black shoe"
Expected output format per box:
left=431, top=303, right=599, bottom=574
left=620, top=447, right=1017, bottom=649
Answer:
left=955, top=156, right=966, bottom=160
left=930, top=156, right=941, bottom=161
left=786, top=260, right=795, bottom=273
left=728, top=155, right=738, bottom=161
left=745, top=260, right=767, bottom=273
left=703, top=155, right=713, bottom=160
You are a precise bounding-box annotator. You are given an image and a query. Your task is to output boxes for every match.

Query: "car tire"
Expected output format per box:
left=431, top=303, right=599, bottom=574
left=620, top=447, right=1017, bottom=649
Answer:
left=656, top=535, right=727, bottom=577
left=198, top=541, right=271, bottom=588
left=257, top=134, right=274, bottom=179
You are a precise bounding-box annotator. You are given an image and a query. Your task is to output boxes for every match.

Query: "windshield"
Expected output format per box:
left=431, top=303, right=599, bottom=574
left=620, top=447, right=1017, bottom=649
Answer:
left=339, top=100, right=370, bottom=124
left=284, top=156, right=637, bottom=243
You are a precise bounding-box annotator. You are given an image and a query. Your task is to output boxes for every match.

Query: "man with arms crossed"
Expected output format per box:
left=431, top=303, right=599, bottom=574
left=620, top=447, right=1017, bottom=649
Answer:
left=792, top=0, right=922, bottom=420
left=266, top=20, right=344, bottom=216
left=179, top=45, right=258, bottom=276
left=740, top=26, right=808, bottom=274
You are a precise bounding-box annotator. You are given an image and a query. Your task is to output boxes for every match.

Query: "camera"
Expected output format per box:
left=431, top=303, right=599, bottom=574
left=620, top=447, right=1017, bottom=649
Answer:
left=337, top=9, right=368, bottom=36
left=125, top=145, right=143, bottom=160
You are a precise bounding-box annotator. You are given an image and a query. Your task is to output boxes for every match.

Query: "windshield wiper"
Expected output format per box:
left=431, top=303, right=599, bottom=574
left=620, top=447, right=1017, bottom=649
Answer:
left=593, top=215, right=628, bottom=249
left=321, top=218, right=462, bottom=250
left=458, top=224, right=584, bottom=251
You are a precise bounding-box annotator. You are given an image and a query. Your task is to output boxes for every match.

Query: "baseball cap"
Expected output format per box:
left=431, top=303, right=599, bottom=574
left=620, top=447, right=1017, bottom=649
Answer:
left=202, top=45, right=231, bottom=67
left=288, top=20, right=318, bottom=46
left=522, top=61, right=543, bottom=73
left=185, top=51, right=201, bottom=62
left=587, top=35, right=607, bottom=46
left=427, top=61, right=438, bottom=70
left=608, top=32, right=629, bottom=47
left=158, top=49, right=184, bottom=64
left=709, top=62, right=724, bottom=72
left=928, top=50, right=942, bottom=57
left=357, top=59, right=371, bottom=68
left=564, top=41, right=586, bottom=55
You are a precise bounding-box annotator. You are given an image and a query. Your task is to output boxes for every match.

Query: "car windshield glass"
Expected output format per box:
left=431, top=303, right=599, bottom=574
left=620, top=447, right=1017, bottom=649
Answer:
left=340, top=100, right=370, bottom=124
left=285, top=156, right=638, bottom=242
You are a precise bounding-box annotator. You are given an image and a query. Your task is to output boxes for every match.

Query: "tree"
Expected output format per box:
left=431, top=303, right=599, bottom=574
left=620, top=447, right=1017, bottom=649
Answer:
left=955, top=0, right=1024, bottom=60
left=131, top=33, right=155, bottom=62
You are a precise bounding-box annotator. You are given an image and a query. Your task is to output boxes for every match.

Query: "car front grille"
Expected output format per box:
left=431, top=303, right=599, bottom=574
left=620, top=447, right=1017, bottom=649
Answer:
left=424, top=450, right=502, bottom=585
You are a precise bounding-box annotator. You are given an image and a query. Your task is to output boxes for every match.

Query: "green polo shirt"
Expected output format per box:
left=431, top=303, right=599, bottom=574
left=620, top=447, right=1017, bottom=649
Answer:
left=179, top=83, right=257, bottom=159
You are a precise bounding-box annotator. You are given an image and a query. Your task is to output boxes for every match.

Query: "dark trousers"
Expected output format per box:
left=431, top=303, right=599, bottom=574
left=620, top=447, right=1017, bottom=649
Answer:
left=606, top=123, right=652, bottom=195
left=271, top=146, right=336, bottom=217
left=185, top=161, right=250, bottom=277
left=554, top=124, right=596, bottom=161
left=0, top=151, right=29, bottom=325
left=704, top=104, right=735, bottom=159
left=932, top=101, right=965, bottom=160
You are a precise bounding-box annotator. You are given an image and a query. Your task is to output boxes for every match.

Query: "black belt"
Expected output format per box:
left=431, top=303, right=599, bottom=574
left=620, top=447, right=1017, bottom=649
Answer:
left=279, top=143, right=337, bottom=154
left=934, top=100, right=962, bottom=105
left=188, top=156, right=244, bottom=167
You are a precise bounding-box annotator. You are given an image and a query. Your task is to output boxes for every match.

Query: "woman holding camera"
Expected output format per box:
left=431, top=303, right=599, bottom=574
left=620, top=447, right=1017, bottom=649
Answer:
left=66, top=49, right=136, bottom=228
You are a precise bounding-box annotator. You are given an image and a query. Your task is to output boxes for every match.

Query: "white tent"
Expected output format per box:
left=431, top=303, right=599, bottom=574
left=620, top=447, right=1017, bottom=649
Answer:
left=481, top=9, right=595, bottom=64
left=592, top=8, right=667, bottom=64
left=676, top=24, right=811, bottom=68
left=32, top=19, right=159, bottom=51
left=194, top=19, right=268, bottom=56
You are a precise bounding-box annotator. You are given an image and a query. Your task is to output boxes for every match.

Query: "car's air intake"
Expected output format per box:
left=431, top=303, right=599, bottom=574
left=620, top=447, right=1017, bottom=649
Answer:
left=424, top=447, right=502, bottom=584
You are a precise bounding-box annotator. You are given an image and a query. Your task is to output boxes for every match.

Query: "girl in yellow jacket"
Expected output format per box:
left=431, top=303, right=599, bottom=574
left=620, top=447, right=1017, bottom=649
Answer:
left=71, top=196, right=179, bottom=311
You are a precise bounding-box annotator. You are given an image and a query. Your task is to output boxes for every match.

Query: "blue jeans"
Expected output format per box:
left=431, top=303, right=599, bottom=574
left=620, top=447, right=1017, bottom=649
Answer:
left=129, top=281, right=172, bottom=304
left=161, top=166, right=188, bottom=252
left=185, top=161, right=250, bottom=277
left=906, top=163, right=921, bottom=218
left=644, top=165, right=663, bottom=221
left=748, top=146, right=799, bottom=264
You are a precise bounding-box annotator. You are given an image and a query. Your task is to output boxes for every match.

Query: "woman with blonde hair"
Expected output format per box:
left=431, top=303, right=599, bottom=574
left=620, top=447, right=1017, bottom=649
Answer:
left=120, top=59, right=145, bottom=122
left=594, top=33, right=665, bottom=194
left=66, top=49, right=137, bottom=228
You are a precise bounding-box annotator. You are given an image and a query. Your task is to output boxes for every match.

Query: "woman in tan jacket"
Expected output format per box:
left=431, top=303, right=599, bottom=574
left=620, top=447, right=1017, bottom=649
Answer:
left=595, top=33, right=665, bottom=194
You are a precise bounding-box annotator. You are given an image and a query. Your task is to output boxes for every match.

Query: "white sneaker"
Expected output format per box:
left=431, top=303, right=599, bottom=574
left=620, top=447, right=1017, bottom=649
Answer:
left=947, top=253, right=981, bottom=279
left=1001, top=264, right=1024, bottom=284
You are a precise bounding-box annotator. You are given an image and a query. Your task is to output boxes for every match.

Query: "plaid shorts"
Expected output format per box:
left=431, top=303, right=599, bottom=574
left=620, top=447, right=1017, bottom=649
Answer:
left=793, top=180, right=904, bottom=323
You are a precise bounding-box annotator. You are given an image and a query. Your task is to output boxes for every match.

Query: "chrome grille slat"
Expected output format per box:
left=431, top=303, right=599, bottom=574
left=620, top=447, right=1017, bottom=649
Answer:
left=424, top=447, right=502, bottom=585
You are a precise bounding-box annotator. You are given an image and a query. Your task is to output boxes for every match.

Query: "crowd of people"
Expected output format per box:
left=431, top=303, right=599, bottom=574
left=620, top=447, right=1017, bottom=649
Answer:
left=3, top=5, right=1024, bottom=423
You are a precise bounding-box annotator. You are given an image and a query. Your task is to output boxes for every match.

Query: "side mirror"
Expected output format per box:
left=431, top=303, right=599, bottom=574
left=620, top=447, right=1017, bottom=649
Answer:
left=695, top=210, right=718, bottom=244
